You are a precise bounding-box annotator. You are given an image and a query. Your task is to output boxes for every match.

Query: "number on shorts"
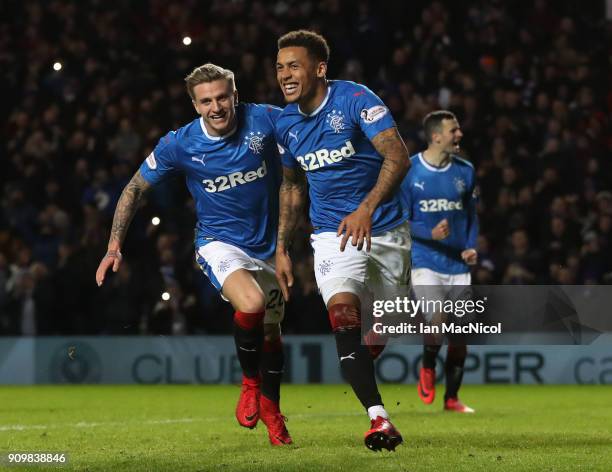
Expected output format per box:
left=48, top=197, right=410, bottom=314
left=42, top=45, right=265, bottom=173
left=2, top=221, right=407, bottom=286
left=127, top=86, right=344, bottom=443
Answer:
left=266, top=289, right=284, bottom=309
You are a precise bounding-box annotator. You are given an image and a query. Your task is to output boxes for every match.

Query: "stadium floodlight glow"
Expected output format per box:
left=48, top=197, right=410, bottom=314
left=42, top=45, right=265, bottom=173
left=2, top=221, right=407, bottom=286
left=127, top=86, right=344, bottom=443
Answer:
left=182, top=36, right=192, bottom=46
left=53, top=62, right=62, bottom=71
left=161, top=292, right=170, bottom=301
left=151, top=216, right=161, bottom=226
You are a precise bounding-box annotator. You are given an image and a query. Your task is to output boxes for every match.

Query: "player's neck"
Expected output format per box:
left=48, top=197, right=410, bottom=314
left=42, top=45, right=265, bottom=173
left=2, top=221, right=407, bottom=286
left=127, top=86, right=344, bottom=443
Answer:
left=203, top=118, right=237, bottom=139
left=298, top=80, right=329, bottom=115
left=423, top=148, right=451, bottom=168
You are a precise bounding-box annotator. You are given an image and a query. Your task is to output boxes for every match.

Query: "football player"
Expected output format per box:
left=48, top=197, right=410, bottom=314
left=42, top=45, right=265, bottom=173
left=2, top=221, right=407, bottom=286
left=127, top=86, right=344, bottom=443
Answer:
left=401, top=110, right=478, bottom=413
left=96, top=63, right=292, bottom=445
left=274, top=30, right=411, bottom=451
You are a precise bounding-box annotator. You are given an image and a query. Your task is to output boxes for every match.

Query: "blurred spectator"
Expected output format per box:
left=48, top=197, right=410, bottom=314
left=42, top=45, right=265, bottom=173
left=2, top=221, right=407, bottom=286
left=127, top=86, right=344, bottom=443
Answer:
left=502, top=229, right=542, bottom=284
left=93, top=260, right=148, bottom=335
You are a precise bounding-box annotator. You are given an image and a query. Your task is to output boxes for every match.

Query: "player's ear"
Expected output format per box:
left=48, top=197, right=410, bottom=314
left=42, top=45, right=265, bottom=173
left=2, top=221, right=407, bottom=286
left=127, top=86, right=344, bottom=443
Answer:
left=316, top=61, right=327, bottom=78
left=233, top=90, right=239, bottom=106
left=191, top=99, right=199, bottom=113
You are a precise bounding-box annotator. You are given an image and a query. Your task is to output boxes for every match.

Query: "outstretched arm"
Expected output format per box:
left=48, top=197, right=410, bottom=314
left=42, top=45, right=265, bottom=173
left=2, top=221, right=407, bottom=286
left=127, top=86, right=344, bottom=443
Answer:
left=95, top=170, right=152, bottom=286
left=275, top=165, right=307, bottom=301
left=337, top=127, right=410, bottom=251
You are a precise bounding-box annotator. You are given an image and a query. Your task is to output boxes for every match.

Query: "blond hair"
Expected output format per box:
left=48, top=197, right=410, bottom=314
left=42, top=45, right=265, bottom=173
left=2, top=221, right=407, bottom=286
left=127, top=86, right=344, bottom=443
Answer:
left=184, top=63, right=235, bottom=100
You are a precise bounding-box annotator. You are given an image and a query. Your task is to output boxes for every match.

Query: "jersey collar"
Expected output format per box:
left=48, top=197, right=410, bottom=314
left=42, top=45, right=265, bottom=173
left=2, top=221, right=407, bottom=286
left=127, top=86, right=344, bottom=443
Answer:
left=419, top=153, right=452, bottom=172
left=298, top=84, right=331, bottom=117
left=199, top=117, right=238, bottom=141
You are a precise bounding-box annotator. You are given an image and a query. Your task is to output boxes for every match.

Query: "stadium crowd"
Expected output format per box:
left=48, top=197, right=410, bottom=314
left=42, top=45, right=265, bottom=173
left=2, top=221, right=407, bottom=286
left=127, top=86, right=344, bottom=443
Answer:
left=1, top=0, right=610, bottom=335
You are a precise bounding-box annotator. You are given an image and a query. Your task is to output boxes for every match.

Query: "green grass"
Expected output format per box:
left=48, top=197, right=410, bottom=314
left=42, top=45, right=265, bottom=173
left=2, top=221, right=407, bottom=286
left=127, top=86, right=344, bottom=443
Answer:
left=1, top=385, right=611, bottom=471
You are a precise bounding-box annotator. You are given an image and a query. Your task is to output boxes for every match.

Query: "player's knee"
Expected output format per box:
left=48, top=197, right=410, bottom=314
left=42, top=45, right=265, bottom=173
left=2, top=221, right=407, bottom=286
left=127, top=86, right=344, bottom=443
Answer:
left=264, top=323, right=281, bottom=342
left=328, top=303, right=361, bottom=333
left=235, top=290, right=266, bottom=314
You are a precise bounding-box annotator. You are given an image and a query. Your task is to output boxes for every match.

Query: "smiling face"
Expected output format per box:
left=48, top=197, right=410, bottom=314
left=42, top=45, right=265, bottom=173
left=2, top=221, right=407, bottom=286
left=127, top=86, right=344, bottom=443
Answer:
left=276, top=46, right=327, bottom=111
left=192, top=79, right=238, bottom=137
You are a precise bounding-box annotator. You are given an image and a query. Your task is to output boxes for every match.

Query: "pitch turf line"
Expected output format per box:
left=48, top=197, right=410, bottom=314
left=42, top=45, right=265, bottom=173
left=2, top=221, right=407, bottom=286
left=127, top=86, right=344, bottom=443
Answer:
left=0, top=412, right=364, bottom=432
left=0, top=418, right=197, bottom=432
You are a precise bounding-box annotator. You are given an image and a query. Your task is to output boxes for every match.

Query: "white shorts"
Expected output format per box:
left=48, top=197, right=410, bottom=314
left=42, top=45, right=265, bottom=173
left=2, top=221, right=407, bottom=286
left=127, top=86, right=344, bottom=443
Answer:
left=412, top=268, right=471, bottom=321
left=311, top=221, right=411, bottom=306
left=412, top=268, right=471, bottom=286
left=195, top=241, right=284, bottom=324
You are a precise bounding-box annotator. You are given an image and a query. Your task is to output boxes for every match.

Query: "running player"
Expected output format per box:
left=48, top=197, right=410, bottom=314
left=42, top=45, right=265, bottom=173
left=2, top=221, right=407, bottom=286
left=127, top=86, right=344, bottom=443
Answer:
left=401, top=110, right=478, bottom=413
left=95, top=63, right=292, bottom=444
left=274, top=30, right=411, bottom=451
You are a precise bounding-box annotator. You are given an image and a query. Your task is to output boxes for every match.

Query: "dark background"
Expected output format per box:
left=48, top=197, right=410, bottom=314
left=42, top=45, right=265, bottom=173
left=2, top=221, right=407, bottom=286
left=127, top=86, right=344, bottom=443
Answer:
left=1, top=0, right=610, bottom=336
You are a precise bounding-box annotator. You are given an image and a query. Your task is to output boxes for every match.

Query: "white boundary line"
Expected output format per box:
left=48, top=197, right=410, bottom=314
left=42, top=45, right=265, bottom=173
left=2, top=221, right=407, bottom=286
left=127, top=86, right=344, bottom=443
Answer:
left=0, top=418, right=200, bottom=432
left=0, top=412, right=362, bottom=432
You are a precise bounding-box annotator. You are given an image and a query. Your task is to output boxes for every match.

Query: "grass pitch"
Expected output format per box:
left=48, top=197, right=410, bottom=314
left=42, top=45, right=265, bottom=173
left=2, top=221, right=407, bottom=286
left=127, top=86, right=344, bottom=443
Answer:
left=1, top=385, right=611, bottom=471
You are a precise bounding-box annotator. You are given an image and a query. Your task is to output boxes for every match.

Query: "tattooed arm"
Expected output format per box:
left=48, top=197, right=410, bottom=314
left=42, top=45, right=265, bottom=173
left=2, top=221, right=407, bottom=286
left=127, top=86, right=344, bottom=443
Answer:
left=275, top=165, right=307, bottom=301
left=95, top=170, right=152, bottom=286
left=337, top=127, right=410, bottom=252
left=362, top=127, right=410, bottom=213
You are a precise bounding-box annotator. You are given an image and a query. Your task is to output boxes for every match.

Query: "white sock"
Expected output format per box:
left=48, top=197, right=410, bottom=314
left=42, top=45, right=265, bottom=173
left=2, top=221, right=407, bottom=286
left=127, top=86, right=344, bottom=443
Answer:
left=367, top=405, right=388, bottom=420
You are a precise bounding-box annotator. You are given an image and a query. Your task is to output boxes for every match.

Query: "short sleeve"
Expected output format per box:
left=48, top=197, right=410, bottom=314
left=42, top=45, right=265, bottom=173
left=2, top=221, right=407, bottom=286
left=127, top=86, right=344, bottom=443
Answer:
left=273, top=123, right=298, bottom=169
left=139, top=131, right=180, bottom=185
left=263, top=104, right=283, bottom=127
left=349, top=85, right=396, bottom=141
left=277, top=142, right=297, bottom=168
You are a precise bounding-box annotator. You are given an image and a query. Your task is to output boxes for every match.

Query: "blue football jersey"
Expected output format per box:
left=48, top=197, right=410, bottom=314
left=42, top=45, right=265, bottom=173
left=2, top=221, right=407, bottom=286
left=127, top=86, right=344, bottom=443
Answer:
left=401, top=153, right=478, bottom=274
left=275, top=80, right=407, bottom=234
left=139, top=103, right=282, bottom=260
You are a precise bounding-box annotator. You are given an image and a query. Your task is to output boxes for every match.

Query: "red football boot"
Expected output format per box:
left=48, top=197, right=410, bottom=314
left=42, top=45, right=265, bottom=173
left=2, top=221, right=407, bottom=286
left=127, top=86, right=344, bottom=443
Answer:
left=235, top=375, right=260, bottom=429
left=259, top=395, right=292, bottom=445
left=417, top=367, right=436, bottom=405
left=364, top=416, right=403, bottom=452
left=444, top=397, right=475, bottom=413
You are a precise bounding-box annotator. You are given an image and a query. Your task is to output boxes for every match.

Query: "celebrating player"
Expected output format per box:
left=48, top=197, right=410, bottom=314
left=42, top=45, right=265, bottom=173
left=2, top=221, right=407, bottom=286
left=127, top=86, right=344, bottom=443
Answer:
left=274, top=30, right=411, bottom=451
left=95, top=64, right=292, bottom=445
left=401, top=110, right=478, bottom=413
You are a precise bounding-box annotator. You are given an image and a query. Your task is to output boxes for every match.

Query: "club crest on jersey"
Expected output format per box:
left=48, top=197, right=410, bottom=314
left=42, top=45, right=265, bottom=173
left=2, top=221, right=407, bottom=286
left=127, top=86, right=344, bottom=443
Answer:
left=326, top=110, right=345, bottom=133
left=454, top=177, right=466, bottom=193
left=244, top=131, right=265, bottom=154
